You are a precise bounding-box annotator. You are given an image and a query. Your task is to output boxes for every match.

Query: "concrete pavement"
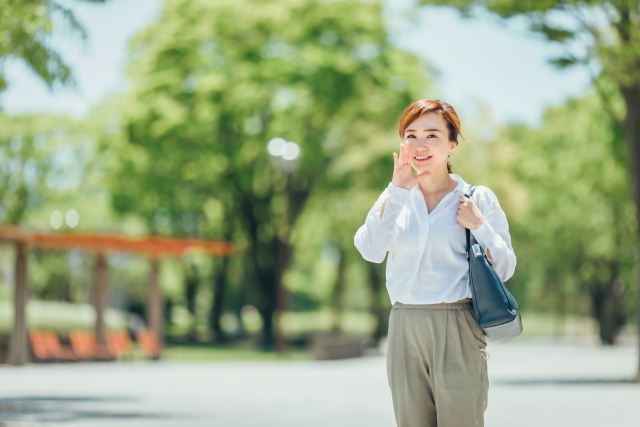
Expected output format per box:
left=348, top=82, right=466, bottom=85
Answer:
left=0, top=337, right=638, bottom=427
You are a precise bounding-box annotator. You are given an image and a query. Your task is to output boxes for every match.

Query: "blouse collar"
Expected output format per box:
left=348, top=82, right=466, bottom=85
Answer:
left=450, top=173, right=473, bottom=196
left=410, top=173, right=472, bottom=197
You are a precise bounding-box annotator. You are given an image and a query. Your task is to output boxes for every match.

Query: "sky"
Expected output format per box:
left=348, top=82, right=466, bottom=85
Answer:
left=0, top=0, right=164, bottom=118
left=0, top=0, right=592, bottom=128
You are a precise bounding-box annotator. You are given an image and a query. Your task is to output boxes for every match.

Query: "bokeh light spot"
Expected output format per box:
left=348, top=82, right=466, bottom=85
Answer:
left=281, top=142, right=300, bottom=161
left=65, top=209, right=80, bottom=228
left=267, top=138, right=287, bottom=156
left=50, top=211, right=63, bottom=229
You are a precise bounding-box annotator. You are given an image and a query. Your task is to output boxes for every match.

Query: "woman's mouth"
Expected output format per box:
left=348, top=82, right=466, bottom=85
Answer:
left=414, top=155, right=432, bottom=163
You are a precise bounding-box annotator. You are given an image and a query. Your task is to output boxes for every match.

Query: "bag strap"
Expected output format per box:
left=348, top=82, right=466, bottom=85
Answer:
left=464, top=184, right=478, bottom=256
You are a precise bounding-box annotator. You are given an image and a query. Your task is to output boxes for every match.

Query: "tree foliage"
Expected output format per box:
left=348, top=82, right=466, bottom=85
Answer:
left=419, top=0, right=640, bottom=362
left=449, top=92, right=636, bottom=343
left=6, top=0, right=636, bottom=350
left=0, top=114, right=95, bottom=225
left=106, top=0, right=430, bottom=347
left=0, top=0, right=107, bottom=93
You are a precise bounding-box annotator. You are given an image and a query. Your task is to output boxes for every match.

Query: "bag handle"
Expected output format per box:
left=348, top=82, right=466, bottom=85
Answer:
left=464, top=184, right=478, bottom=257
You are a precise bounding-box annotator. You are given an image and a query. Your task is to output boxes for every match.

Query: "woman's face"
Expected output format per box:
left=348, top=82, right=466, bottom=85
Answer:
left=403, top=112, right=457, bottom=174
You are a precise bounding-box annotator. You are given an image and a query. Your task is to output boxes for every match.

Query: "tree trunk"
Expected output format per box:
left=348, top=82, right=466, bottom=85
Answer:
left=184, top=263, right=198, bottom=341
left=9, top=241, right=28, bottom=365
left=331, top=250, right=346, bottom=333
left=254, top=236, right=292, bottom=351
left=259, top=272, right=277, bottom=351
left=236, top=172, right=309, bottom=351
left=185, top=264, right=198, bottom=315
left=590, top=278, right=625, bottom=345
left=148, top=257, right=164, bottom=350
left=274, top=236, right=292, bottom=352
left=368, top=261, right=388, bottom=341
left=240, top=205, right=277, bottom=350
left=618, top=84, right=640, bottom=376
left=209, top=254, right=230, bottom=343
left=94, top=252, right=108, bottom=348
left=253, top=240, right=279, bottom=351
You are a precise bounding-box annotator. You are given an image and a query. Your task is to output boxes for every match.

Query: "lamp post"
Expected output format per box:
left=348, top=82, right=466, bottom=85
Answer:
left=267, top=137, right=300, bottom=353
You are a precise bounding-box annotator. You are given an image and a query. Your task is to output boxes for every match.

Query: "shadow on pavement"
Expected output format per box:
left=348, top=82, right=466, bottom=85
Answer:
left=0, top=395, right=190, bottom=423
left=495, top=378, right=640, bottom=386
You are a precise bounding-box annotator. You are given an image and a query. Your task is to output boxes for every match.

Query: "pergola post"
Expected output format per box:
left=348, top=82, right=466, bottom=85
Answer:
left=94, top=251, right=108, bottom=347
left=148, top=257, right=163, bottom=346
left=9, top=241, right=29, bottom=365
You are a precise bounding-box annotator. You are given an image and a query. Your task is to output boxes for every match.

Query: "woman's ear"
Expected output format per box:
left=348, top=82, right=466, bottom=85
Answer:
left=449, top=140, right=458, bottom=154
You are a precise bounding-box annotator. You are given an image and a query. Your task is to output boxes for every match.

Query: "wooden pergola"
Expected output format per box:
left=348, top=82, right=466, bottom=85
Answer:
left=0, top=226, right=234, bottom=365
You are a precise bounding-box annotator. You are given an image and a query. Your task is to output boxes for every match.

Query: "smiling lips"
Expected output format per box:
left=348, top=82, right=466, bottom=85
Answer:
left=414, top=155, right=432, bottom=163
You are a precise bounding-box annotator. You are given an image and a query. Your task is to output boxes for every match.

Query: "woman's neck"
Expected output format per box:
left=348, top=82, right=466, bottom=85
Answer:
left=417, top=167, right=457, bottom=195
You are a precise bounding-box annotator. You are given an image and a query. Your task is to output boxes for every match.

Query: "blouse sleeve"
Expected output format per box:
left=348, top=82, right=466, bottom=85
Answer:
left=470, top=186, right=517, bottom=281
left=354, top=182, right=411, bottom=263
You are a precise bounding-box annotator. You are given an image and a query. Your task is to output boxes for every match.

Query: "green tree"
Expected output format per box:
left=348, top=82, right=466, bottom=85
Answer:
left=290, top=186, right=396, bottom=340
left=0, top=114, right=94, bottom=225
left=446, top=92, right=635, bottom=344
left=418, top=0, right=640, bottom=374
left=106, top=0, right=429, bottom=348
left=506, top=93, right=634, bottom=344
left=288, top=130, right=417, bottom=339
left=0, top=0, right=107, bottom=92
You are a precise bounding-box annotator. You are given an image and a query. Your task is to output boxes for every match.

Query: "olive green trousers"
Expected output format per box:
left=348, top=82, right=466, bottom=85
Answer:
left=386, top=299, right=489, bottom=427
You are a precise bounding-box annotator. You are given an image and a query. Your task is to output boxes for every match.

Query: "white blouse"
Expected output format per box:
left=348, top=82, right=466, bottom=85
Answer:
left=354, top=174, right=516, bottom=305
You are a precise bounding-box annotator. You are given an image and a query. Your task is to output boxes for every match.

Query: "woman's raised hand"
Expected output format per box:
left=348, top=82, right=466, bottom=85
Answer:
left=392, top=142, right=426, bottom=190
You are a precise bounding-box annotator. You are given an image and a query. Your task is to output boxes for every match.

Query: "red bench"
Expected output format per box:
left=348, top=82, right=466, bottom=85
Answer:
left=69, top=330, right=115, bottom=361
left=29, top=331, right=76, bottom=362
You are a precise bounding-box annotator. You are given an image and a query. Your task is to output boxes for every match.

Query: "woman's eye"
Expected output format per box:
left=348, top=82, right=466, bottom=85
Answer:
left=427, top=134, right=436, bottom=138
left=407, top=135, right=415, bottom=138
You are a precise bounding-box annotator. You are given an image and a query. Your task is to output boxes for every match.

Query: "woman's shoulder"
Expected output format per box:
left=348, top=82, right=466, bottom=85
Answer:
left=470, top=184, right=502, bottom=210
left=472, top=184, right=496, bottom=197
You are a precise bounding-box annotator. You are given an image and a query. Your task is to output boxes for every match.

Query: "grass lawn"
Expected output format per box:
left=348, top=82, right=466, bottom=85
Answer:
left=161, top=344, right=313, bottom=361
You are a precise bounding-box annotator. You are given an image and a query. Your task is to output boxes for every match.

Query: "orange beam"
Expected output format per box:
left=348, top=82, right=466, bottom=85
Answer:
left=0, top=226, right=234, bottom=257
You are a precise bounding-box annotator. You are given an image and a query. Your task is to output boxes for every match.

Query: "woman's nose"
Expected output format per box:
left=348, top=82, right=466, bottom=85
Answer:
left=411, top=139, right=428, bottom=149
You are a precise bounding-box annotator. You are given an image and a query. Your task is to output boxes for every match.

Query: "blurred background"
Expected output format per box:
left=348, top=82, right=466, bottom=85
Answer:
left=0, top=0, right=639, bottom=426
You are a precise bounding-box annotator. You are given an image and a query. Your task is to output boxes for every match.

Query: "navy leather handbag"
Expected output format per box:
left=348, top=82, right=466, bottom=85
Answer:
left=465, top=184, right=523, bottom=342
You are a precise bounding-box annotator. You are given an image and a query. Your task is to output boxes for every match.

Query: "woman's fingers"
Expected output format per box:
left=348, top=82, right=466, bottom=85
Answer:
left=458, top=197, right=485, bottom=230
left=395, top=142, right=416, bottom=176
left=457, top=199, right=469, bottom=219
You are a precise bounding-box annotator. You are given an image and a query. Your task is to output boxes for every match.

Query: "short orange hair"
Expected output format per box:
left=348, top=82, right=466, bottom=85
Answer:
left=398, top=99, right=466, bottom=144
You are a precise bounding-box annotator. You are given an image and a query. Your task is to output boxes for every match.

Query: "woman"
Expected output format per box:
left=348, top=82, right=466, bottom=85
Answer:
left=354, top=99, right=516, bottom=427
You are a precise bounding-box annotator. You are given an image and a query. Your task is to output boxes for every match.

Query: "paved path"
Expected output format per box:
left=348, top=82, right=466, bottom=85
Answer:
left=0, top=337, right=638, bottom=426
